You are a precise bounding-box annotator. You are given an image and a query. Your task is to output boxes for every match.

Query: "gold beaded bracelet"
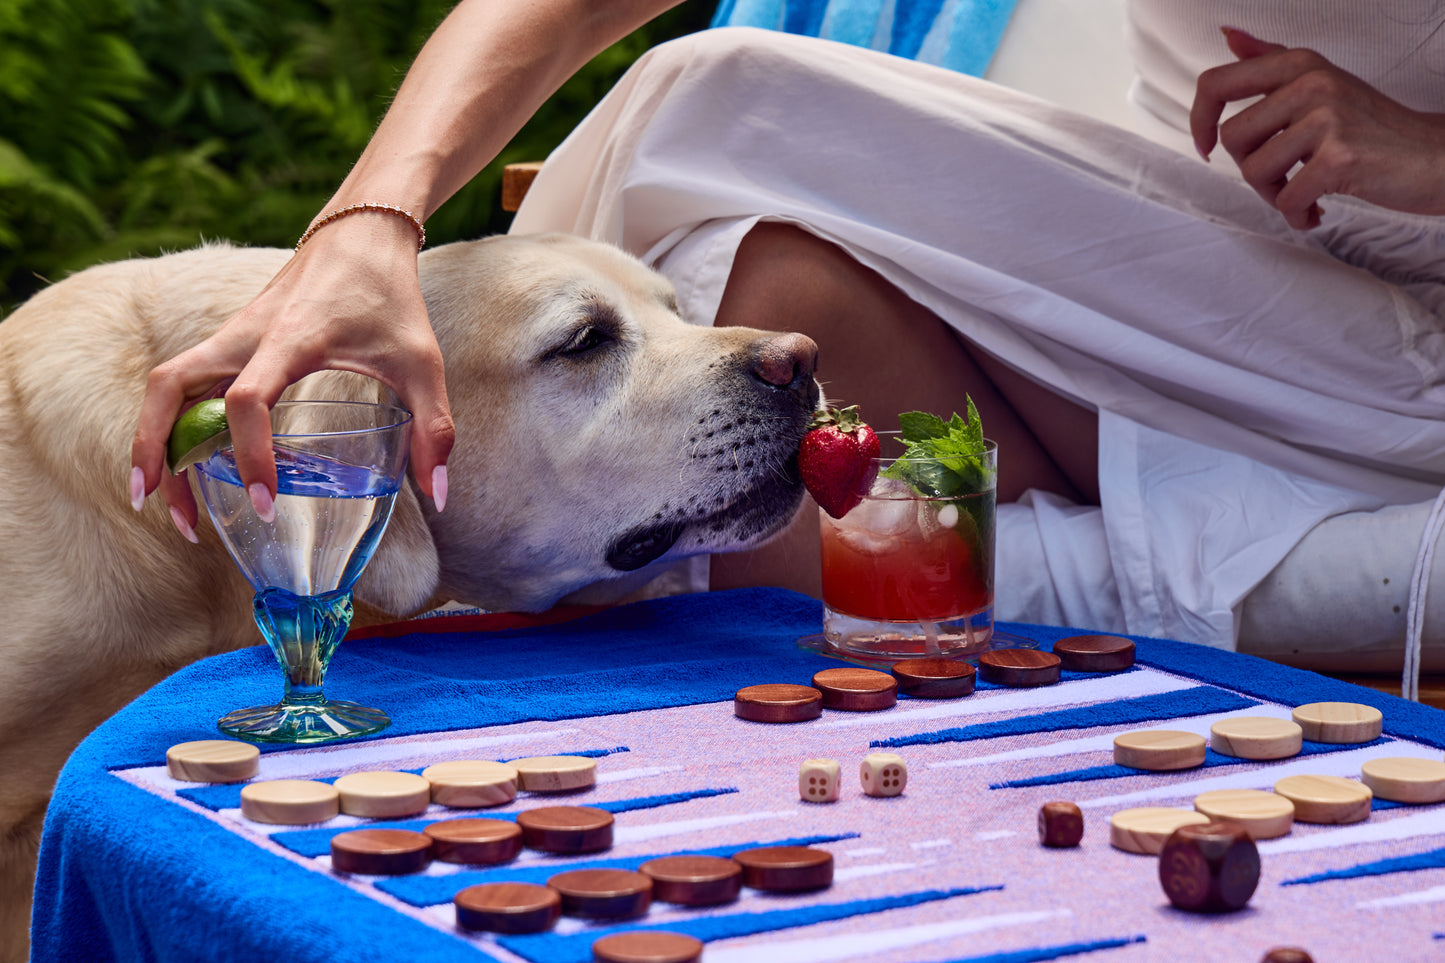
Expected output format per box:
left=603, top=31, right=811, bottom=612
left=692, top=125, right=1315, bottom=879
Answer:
left=295, top=202, right=426, bottom=253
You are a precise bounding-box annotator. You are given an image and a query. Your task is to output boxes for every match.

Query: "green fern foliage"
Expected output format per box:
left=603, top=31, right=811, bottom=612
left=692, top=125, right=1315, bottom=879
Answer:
left=0, top=0, right=712, bottom=314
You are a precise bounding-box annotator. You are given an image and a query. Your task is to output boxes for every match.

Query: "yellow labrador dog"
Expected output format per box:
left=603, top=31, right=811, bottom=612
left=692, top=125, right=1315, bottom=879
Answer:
left=0, top=233, right=819, bottom=961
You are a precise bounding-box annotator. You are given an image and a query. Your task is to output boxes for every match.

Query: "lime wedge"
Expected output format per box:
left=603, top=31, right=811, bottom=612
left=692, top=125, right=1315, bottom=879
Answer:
left=167, top=399, right=231, bottom=473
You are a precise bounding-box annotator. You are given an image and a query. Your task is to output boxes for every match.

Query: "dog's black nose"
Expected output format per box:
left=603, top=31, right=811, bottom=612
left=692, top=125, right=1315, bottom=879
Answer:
left=749, top=333, right=819, bottom=390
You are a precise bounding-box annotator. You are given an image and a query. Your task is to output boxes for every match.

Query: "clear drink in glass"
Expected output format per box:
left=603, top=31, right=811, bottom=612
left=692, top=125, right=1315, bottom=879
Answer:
left=193, top=401, right=411, bottom=743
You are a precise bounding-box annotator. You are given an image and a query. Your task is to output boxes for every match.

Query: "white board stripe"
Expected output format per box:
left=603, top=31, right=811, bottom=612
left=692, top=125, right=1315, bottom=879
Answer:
left=1357, top=884, right=1445, bottom=909
left=614, top=808, right=798, bottom=843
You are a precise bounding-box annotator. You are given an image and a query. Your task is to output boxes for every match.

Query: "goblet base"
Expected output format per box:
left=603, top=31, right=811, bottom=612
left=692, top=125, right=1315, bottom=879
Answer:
left=218, top=699, right=390, bottom=744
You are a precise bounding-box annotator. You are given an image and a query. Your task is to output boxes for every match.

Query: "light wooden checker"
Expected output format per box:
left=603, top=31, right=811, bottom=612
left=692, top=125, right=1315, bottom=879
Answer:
left=1113, top=730, right=1207, bottom=771
left=334, top=771, right=432, bottom=818
left=1291, top=702, right=1383, bottom=744
left=239, top=779, right=339, bottom=825
left=1193, top=788, right=1295, bottom=839
left=166, top=740, right=259, bottom=783
left=421, top=760, right=519, bottom=808
left=1360, top=757, right=1445, bottom=804
left=1273, top=774, right=1373, bottom=824
left=510, top=755, right=597, bottom=792
left=1109, top=807, right=1210, bottom=854
left=1209, top=716, right=1303, bottom=760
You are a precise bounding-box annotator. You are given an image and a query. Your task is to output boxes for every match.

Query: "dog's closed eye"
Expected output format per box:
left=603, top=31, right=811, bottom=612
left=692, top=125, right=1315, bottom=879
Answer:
left=557, top=323, right=612, bottom=357
left=545, top=298, right=626, bottom=364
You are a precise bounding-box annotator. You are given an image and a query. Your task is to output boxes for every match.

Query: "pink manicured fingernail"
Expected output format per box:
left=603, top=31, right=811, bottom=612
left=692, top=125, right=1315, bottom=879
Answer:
left=248, top=483, right=276, bottom=522
left=129, top=466, right=146, bottom=512
left=432, top=464, right=449, bottom=513
left=169, top=506, right=199, bottom=544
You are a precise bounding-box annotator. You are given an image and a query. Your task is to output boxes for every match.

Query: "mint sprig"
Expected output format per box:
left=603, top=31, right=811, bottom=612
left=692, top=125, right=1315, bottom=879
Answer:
left=883, top=398, right=993, bottom=498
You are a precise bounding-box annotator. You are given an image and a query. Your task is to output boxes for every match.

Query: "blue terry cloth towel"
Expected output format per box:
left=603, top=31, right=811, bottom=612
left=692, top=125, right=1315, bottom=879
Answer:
left=30, top=587, right=1440, bottom=963
left=710, top=0, right=1021, bottom=76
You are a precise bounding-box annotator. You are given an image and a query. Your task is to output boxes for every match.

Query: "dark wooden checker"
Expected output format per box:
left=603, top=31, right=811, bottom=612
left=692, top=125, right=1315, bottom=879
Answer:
left=454, top=882, right=560, bottom=934
left=978, top=649, right=1061, bottom=687
left=592, top=930, right=705, bottom=963
left=1052, top=634, right=1135, bottom=672
left=1261, top=949, right=1316, bottom=963
left=329, top=829, right=431, bottom=876
left=548, top=868, right=653, bottom=919
left=422, top=818, right=522, bottom=865
left=734, top=683, right=823, bottom=723
left=733, top=845, right=834, bottom=892
left=639, top=854, right=743, bottom=906
left=810, top=667, right=898, bottom=711
left=890, top=658, right=976, bottom=698
left=515, top=805, right=614, bottom=854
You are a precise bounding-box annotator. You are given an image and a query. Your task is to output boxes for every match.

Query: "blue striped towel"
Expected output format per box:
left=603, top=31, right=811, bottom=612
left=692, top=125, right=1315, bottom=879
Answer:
left=710, top=0, right=1021, bottom=76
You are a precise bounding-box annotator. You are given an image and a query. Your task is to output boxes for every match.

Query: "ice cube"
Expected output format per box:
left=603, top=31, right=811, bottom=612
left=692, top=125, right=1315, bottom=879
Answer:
left=834, top=525, right=901, bottom=557
left=848, top=489, right=916, bottom=537
left=867, top=476, right=914, bottom=499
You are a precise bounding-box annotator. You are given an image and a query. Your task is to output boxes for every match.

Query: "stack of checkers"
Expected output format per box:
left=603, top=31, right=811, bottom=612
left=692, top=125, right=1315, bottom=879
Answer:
left=165, top=738, right=845, bottom=959
left=452, top=843, right=836, bottom=961
left=1104, top=702, right=1416, bottom=855
left=734, top=633, right=1136, bottom=723
left=165, top=749, right=604, bottom=825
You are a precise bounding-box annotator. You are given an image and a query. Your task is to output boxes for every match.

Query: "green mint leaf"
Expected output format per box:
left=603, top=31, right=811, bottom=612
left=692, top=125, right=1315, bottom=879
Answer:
left=884, top=399, right=993, bottom=500
left=897, top=410, right=950, bottom=442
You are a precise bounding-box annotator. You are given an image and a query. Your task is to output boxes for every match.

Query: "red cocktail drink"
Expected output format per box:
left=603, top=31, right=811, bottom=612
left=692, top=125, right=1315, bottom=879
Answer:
left=820, top=441, right=996, bottom=658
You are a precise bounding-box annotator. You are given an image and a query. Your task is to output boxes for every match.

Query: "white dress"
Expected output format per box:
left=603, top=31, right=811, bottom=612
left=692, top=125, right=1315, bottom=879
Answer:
left=510, top=4, right=1445, bottom=651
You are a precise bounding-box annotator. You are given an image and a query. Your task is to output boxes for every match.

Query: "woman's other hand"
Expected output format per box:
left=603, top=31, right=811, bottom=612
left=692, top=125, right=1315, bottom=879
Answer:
left=1191, top=26, right=1445, bottom=229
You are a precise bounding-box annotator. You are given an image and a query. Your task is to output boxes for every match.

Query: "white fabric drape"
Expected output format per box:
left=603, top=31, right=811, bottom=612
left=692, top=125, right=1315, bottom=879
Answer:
left=510, top=26, right=1445, bottom=647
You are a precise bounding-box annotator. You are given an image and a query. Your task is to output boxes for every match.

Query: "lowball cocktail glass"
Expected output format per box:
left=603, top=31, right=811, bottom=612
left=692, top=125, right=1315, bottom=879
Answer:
left=193, top=401, right=411, bottom=743
left=820, top=439, right=997, bottom=659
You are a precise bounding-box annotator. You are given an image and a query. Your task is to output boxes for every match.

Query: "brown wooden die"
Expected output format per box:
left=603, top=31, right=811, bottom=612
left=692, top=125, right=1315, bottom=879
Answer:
left=1038, top=801, right=1084, bottom=848
left=1158, top=821, right=1260, bottom=913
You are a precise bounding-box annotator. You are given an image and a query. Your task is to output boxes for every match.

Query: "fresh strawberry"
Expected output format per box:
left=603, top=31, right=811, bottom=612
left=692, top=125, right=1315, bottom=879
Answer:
left=799, top=405, right=881, bottom=519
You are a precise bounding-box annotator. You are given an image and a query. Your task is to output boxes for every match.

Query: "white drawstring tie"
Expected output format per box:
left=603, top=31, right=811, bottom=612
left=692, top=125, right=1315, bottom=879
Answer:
left=1402, top=486, right=1445, bottom=702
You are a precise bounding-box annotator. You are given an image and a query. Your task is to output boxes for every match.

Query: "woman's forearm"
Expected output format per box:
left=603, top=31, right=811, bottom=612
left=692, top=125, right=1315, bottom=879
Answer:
left=326, top=0, right=684, bottom=219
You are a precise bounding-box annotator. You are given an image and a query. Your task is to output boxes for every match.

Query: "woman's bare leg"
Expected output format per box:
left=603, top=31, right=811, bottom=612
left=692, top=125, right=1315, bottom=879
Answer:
left=709, top=222, right=1098, bottom=596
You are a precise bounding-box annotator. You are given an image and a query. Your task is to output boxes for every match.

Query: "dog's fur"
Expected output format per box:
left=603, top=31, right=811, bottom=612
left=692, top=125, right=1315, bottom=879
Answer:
left=0, top=234, right=819, bottom=959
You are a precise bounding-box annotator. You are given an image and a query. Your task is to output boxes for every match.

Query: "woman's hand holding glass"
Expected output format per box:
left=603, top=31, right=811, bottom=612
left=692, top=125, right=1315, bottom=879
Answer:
left=130, top=213, right=454, bottom=538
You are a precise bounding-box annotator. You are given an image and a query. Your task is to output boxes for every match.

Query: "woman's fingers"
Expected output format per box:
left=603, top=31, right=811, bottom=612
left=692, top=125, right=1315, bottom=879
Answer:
left=159, top=469, right=200, bottom=542
left=381, top=342, right=455, bottom=511
left=1192, top=26, right=1445, bottom=225
left=131, top=342, right=245, bottom=502
left=1190, top=28, right=1289, bottom=158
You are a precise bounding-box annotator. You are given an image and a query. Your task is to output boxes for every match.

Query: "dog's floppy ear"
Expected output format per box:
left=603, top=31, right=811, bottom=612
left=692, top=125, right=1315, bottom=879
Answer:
left=355, top=479, right=440, bottom=616
left=289, top=371, right=441, bottom=616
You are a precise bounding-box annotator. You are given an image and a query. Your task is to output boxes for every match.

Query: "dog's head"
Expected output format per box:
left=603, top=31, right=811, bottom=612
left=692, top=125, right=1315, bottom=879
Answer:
left=342, top=234, right=820, bottom=614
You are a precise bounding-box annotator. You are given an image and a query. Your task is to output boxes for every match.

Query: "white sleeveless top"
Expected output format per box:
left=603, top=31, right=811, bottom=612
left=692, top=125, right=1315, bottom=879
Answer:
left=1126, top=0, right=1445, bottom=158
left=1125, top=0, right=1445, bottom=309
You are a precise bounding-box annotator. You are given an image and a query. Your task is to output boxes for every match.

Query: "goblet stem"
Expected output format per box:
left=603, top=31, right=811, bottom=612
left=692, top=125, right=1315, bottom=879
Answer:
left=254, top=587, right=352, bottom=698
left=217, top=587, right=389, bottom=743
